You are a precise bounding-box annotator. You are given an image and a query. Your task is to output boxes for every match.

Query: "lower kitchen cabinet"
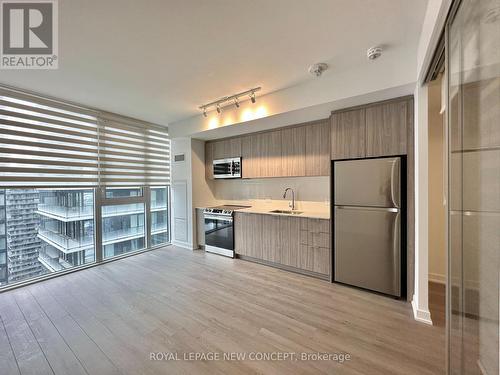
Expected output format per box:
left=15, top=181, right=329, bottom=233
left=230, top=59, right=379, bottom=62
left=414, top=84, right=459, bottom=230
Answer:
left=234, top=212, right=330, bottom=279
left=279, top=216, right=301, bottom=268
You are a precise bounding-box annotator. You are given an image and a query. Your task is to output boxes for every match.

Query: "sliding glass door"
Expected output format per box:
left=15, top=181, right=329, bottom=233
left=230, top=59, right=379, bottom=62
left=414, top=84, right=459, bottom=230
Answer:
left=447, top=0, right=500, bottom=373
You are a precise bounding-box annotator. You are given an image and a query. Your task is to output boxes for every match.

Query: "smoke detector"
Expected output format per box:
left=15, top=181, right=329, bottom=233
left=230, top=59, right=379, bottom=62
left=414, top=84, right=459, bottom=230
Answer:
left=367, top=46, right=383, bottom=61
left=308, top=63, right=328, bottom=77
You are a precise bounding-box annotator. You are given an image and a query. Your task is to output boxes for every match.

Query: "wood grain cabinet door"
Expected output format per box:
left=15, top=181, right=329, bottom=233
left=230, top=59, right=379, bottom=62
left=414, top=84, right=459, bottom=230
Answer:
left=279, top=216, right=300, bottom=267
left=234, top=212, right=247, bottom=256
left=226, top=138, right=242, bottom=158
left=306, top=120, right=331, bottom=176
left=205, top=142, right=214, bottom=180
left=331, top=109, right=366, bottom=160
left=235, top=213, right=263, bottom=258
left=241, top=135, right=257, bottom=178
left=312, top=247, right=330, bottom=275
left=366, top=99, right=408, bottom=157
left=212, top=140, right=226, bottom=160
left=262, top=215, right=281, bottom=263
left=248, top=214, right=263, bottom=259
left=281, top=126, right=306, bottom=177
left=259, top=131, right=282, bottom=177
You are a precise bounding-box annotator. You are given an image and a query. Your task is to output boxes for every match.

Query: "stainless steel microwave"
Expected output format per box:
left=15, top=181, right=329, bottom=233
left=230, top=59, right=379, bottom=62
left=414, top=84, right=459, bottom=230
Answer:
left=213, top=157, right=241, bottom=179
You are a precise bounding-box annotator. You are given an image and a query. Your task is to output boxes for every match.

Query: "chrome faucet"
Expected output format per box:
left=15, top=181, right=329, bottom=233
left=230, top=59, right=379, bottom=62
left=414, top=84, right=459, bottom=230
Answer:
left=283, top=188, right=296, bottom=210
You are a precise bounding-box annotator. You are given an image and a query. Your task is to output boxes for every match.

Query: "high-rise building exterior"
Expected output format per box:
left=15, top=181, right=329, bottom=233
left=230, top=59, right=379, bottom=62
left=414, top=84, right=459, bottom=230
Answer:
left=0, top=190, right=7, bottom=286
left=150, top=187, right=169, bottom=246
left=37, top=189, right=96, bottom=272
left=37, top=188, right=159, bottom=267
left=5, top=189, right=47, bottom=283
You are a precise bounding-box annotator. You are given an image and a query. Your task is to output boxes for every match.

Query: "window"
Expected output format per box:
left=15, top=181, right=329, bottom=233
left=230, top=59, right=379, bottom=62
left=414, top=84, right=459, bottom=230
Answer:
left=151, top=187, right=169, bottom=246
left=102, top=201, right=146, bottom=259
left=105, top=187, right=143, bottom=199
left=0, top=86, right=170, bottom=288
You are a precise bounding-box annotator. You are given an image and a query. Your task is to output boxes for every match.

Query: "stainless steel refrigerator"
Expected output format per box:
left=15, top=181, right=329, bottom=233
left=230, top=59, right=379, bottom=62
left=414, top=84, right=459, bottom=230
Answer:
left=333, top=157, right=404, bottom=297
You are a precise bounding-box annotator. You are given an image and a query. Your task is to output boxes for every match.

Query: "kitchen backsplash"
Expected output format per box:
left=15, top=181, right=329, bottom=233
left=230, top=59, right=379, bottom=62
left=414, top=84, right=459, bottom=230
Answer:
left=213, top=176, right=330, bottom=204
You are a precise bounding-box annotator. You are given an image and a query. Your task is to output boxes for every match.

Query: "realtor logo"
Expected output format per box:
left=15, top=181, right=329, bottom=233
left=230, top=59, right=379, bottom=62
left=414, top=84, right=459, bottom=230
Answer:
left=1, top=0, right=58, bottom=69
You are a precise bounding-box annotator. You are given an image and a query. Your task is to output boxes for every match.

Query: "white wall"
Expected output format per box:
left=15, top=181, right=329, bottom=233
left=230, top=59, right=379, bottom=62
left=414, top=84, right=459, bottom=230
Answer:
left=191, top=139, right=217, bottom=209
left=428, top=79, right=446, bottom=284
left=412, top=0, right=452, bottom=324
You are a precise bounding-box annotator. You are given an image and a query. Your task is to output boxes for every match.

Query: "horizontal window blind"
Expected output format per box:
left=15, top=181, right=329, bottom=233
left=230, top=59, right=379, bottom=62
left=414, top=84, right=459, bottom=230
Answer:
left=0, top=86, right=170, bottom=187
left=0, top=87, right=100, bottom=186
left=98, top=113, right=170, bottom=186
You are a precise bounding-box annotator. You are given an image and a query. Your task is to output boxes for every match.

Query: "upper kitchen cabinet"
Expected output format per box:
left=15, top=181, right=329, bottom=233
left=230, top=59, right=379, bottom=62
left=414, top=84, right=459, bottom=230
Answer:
left=259, top=131, right=282, bottom=177
left=331, top=109, right=366, bottom=160
left=281, top=126, right=306, bottom=176
left=242, top=132, right=282, bottom=178
left=305, top=120, right=330, bottom=176
left=241, top=135, right=258, bottom=179
left=365, top=98, right=411, bottom=157
left=212, top=138, right=242, bottom=160
left=205, top=142, right=214, bottom=180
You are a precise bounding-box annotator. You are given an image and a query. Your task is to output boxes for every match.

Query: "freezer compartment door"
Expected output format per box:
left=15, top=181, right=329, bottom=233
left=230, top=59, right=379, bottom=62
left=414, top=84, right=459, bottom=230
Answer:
left=334, top=157, right=401, bottom=208
left=334, top=205, right=401, bottom=296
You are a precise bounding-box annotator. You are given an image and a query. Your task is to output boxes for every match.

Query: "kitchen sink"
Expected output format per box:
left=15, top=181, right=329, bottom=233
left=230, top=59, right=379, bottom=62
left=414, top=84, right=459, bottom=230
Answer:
left=269, top=210, right=303, bottom=215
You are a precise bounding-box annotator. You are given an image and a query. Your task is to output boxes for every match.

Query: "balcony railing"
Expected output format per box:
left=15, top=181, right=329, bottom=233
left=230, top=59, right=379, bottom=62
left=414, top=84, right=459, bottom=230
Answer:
left=102, top=204, right=144, bottom=217
left=102, top=226, right=145, bottom=245
left=37, top=204, right=94, bottom=221
left=151, top=222, right=168, bottom=234
left=151, top=201, right=168, bottom=211
left=38, top=229, right=94, bottom=253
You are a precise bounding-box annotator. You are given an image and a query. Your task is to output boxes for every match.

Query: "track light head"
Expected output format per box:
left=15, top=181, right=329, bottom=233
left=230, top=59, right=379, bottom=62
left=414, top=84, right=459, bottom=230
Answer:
left=235, top=97, right=240, bottom=108
left=250, top=91, right=256, bottom=104
left=202, top=107, right=207, bottom=117
left=216, top=104, right=221, bottom=114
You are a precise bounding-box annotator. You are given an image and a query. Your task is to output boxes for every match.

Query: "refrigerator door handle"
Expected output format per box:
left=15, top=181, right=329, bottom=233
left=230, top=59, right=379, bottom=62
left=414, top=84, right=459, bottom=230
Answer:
left=390, top=158, right=400, bottom=208
left=336, top=205, right=399, bottom=213
left=392, top=211, right=401, bottom=294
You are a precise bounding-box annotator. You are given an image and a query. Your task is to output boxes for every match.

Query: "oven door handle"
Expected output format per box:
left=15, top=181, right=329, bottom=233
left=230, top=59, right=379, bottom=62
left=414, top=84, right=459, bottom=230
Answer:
left=204, top=214, right=233, bottom=221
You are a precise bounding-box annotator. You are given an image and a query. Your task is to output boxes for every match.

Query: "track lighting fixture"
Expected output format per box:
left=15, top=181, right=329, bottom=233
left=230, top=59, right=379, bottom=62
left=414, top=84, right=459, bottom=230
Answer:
left=199, top=87, right=261, bottom=117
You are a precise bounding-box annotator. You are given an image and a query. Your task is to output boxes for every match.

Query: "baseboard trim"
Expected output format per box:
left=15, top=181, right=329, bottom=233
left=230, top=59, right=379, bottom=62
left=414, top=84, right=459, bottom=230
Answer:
left=172, top=240, right=195, bottom=250
left=429, top=273, right=446, bottom=284
left=412, top=296, right=433, bottom=325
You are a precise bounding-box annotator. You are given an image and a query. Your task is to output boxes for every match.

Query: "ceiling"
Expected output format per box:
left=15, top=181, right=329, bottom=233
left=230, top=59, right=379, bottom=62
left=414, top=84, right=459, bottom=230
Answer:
left=0, top=0, right=428, bottom=126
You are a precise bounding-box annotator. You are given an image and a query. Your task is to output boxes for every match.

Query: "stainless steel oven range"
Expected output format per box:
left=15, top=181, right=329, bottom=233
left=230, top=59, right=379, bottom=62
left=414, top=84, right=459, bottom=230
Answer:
left=204, top=205, right=250, bottom=258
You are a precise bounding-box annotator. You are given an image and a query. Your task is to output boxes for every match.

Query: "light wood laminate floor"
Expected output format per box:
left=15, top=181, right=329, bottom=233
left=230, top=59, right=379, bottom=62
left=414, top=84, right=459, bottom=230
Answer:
left=0, top=246, right=445, bottom=375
